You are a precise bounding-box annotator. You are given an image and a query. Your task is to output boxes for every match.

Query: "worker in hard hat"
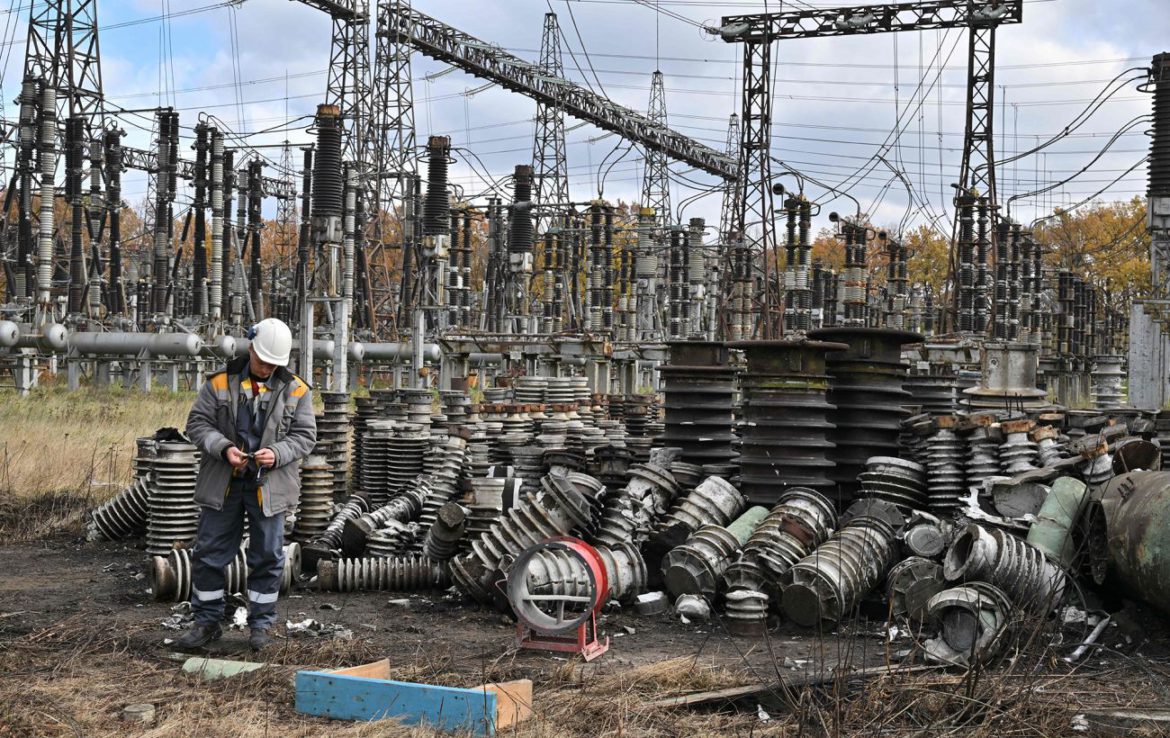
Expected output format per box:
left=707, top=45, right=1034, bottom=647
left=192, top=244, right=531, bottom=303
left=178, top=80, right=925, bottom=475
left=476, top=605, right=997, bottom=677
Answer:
left=176, top=318, right=317, bottom=652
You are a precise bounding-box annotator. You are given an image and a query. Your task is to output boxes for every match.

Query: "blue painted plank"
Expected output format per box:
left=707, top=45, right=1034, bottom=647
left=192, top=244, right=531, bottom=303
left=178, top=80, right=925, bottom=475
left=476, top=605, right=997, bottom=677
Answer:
left=294, top=670, right=499, bottom=736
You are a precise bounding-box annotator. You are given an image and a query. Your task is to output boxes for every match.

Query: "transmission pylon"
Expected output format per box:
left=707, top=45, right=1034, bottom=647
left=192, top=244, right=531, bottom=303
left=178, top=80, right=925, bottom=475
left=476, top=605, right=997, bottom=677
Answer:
left=717, top=113, right=741, bottom=244
left=24, top=0, right=106, bottom=130
left=641, top=70, right=671, bottom=229
left=531, top=12, right=569, bottom=233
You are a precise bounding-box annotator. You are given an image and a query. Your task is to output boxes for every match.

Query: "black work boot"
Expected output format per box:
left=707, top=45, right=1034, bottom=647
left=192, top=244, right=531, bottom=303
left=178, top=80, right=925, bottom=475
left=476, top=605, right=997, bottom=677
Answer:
left=248, top=629, right=273, bottom=652
left=175, top=622, right=223, bottom=651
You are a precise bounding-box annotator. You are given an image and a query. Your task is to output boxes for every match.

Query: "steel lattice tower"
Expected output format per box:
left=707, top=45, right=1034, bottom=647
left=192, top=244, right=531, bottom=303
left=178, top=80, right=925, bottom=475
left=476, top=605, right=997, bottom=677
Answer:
left=531, top=12, right=569, bottom=233
left=641, top=70, right=671, bottom=228
left=24, top=0, right=106, bottom=129
left=324, top=3, right=371, bottom=166
left=717, top=113, right=741, bottom=244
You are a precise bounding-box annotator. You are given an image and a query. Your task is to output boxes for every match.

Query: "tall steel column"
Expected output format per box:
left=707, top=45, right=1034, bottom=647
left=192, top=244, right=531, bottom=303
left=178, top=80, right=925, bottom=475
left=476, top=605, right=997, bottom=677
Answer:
left=532, top=12, right=569, bottom=235
left=641, top=70, right=672, bottom=231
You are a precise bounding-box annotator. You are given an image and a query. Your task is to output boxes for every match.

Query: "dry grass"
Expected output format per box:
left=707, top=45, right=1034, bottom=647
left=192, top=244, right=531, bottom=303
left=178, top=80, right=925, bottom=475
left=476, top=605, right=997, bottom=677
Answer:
left=0, top=387, right=194, bottom=498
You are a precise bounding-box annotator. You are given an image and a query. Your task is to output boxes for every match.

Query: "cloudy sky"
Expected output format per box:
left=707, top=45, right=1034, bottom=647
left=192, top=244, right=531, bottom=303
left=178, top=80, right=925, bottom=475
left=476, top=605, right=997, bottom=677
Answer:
left=1, top=0, right=1164, bottom=238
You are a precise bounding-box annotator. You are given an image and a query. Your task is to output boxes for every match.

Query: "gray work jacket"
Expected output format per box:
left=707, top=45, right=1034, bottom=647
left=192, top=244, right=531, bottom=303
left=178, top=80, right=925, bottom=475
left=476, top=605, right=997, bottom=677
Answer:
left=186, top=356, right=317, bottom=517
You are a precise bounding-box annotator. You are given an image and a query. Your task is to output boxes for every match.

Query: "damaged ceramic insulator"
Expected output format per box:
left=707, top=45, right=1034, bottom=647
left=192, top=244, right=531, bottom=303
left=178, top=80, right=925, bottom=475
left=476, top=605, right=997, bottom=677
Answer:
left=965, top=416, right=1002, bottom=489
left=421, top=502, right=466, bottom=561
left=1080, top=442, right=1114, bottom=486
left=302, top=494, right=371, bottom=573
left=725, top=589, right=770, bottom=636
left=1033, top=425, right=1064, bottom=468
left=450, top=470, right=604, bottom=604
left=657, top=475, right=746, bottom=534
left=594, top=541, right=648, bottom=602
left=293, top=452, right=335, bottom=543
left=925, top=416, right=966, bottom=514
left=415, top=436, right=468, bottom=536
left=886, top=556, right=946, bottom=622
left=781, top=499, right=901, bottom=626
left=999, top=419, right=1039, bottom=474
left=316, top=555, right=450, bottom=592
left=858, top=455, right=927, bottom=512
left=366, top=520, right=414, bottom=557
left=923, top=582, right=1014, bottom=667
left=943, top=523, right=1065, bottom=613
left=87, top=477, right=151, bottom=541
left=151, top=542, right=299, bottom=602
left=590, top=463, right=679, bottom=547
left=722, top=487, right=836, bottom=599
left=662, top=507, right=767, bottom=600
left=341, top=486, right=426, bottom=556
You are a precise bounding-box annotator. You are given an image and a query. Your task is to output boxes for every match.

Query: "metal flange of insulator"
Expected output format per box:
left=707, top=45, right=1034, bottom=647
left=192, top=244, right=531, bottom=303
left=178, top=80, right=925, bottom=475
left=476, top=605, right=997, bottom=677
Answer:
left=923, top=582, right=1014, bottom=667
left=725, top=589, right=769, bottom=637
left=903, top=511, right=953, bottom=560
left=659, top=475, right=745, bottom=533
left=661, top=524, right=740, bottom=600
left=943, top=523, right=1065, bottom=614
left=422, top=502, right=466, bottom=561
left=87, top=477, right=151, bottom=541
left=886, top=556, right=945, bottom=622
left=317, top=556, right=449, bottom=592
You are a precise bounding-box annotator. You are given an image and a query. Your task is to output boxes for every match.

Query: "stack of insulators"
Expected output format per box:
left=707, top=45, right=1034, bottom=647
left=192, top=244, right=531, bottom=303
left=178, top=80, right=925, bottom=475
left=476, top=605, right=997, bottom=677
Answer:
left=657, top=341, right=738, bottom=469
left=857, top=456, right=927, bottom=513
left=607, top=395, right=626, bottom=423
left=510, top=445, right=547, bottom=498
left=466, top=420, right=495, bottom=478
left=145, top=440, right=201, bottom=556
left=1091, top=356, right=1125, bottom=410
left=572, top=377, right=593, bottom=424
left=598, top=419, right=628, bottom=448
left=415, top=437, right=467, bottom=539
left=482, top=387, right=510, bottom=403
left=360, top=421, right=428, bottom=507
left=732, top=340, right=843, bottom=506
left=441, top=390, right=472, bottom=432
left=545, top=377, right=574, bottom=404
left=351, top=395, right=380, bottom=492
left=293, top=451, right=335, bottom=543
left=925, top=416, right=966, bottom=513
left=1034, top=426, right=1064, bottom=467
left=512, top=376, right=548, bottom=404
left=592, top=444, right=633, bottom=490
left=624, top=395, right=654, bottom=438
left=810, top=327, right=920, bottom=502
left=318, top=391, right=350, bottom=498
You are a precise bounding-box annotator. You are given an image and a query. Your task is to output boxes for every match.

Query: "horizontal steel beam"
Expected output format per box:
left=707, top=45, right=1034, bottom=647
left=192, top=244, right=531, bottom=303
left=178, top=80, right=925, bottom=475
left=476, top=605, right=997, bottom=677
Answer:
left=719, top=0, right=1022, bottom=42
left=383, top=5, right=737, bottom=180
left=121, top=145, right=297, bottom=200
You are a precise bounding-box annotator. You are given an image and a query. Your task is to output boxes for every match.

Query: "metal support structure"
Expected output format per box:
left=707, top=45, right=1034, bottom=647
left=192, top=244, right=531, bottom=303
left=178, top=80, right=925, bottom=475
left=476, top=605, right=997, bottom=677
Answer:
left=532, top=12, right=569, bottom=235
left=642, top=70, right=671, bottom=231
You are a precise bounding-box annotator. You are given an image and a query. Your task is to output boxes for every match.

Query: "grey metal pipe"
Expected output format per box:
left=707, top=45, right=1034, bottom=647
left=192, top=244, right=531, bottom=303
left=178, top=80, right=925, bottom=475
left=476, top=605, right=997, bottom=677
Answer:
left=16, top=322, right=67, bottom=351
left=360, top=342, right=441, bottom=363
left=468, top=352, right=504, bottom=365
left=70, top=332, right=204, bottom=357
left=201, top=335, right=238, bottom=359
left=347, top=342, right=366, bottom=362
left=0, top=321, right=20, bottom=348
left=234, top=337, right=335, bottom=361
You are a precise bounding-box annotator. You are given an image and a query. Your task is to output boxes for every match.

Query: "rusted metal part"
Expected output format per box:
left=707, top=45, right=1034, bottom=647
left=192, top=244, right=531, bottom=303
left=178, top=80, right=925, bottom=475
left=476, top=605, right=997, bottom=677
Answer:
left=1112, top=438, right=1162, bottom=474
left=943, top=524, right=1065, bottom=614
left=1033, top=425, right=1065, bottom=468
left=781, top=499, right=901, bottom=626
left=923, top=582, right=1014, bottom=667
left=730, top=339, right=847, bottom=504
left=1098, top=471, right=1170, bottom=616
left=657, top=341, right=738, bottom=469
left=316, top=555, right=449, bottom=592
left=809, top=327, right=920, bottom=502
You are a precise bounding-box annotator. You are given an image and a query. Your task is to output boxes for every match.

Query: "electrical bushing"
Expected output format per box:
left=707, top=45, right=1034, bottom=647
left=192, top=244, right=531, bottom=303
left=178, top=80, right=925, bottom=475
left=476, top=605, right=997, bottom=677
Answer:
left=311, top=103, right=344, bottom=243
left=509, top=164, right=534, bottom=274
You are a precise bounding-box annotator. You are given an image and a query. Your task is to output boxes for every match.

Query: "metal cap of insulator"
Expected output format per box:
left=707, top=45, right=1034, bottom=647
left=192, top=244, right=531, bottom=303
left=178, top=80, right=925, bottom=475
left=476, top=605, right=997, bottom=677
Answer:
left=293, top=453, right=335, bottom=543
left=506, top=537, right=609, bottom=635
left=923, top=582, right=1014, bottom=667
left=886, top=556, right=946, bottom=622
left=422, top=135, right=452, bottom=237
left=317, top=556, right=450, bottom=592
left=781, top=507, right=899, bottom=626
left=963, top=342, right=1048, bottom=411
left=594, top=542, right=648, bottom=602
left=422, top=502, right=467, bottom=561
left=658, top=475, right=746, bottom=533
left=657, top=341, right=738, bottom=468
left=87, top=477, right=151, bottom=541
left=342, top=486, right=426, bottom=556
left=145, top=441, right=201, bottom=557
left=902, top=511, right=954, bottom=560
left=725, top=589, right=770, bottom=637
left=943, top=524, right=1066, bottom=614
left=730, top=340, right=847, bottom=504
left=857, top=455, right=927, bottom=513
left=808, top=328, right=920, bottom=501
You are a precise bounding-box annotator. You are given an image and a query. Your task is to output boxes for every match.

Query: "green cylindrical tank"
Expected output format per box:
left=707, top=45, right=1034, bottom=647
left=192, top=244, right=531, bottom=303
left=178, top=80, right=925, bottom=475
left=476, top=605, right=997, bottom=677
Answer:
left=1099, top=471, right=1170, bottom=616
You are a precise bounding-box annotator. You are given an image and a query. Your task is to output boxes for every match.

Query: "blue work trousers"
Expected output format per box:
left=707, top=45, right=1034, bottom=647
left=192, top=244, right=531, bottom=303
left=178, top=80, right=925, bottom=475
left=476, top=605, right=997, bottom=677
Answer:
left=190, top=485, right=285, bottom=630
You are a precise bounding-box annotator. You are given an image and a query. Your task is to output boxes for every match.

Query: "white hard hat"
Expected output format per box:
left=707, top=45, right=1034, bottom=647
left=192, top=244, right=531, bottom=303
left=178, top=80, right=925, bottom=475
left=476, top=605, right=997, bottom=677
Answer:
left=250, top=318, right=292, bottom=367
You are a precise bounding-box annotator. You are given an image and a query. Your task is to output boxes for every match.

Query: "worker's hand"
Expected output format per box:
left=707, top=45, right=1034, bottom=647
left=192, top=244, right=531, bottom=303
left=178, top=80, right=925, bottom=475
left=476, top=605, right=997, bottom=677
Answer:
left=254, top=448, right=277, bottom=468
left=226, top=446, right=250, bottom=469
